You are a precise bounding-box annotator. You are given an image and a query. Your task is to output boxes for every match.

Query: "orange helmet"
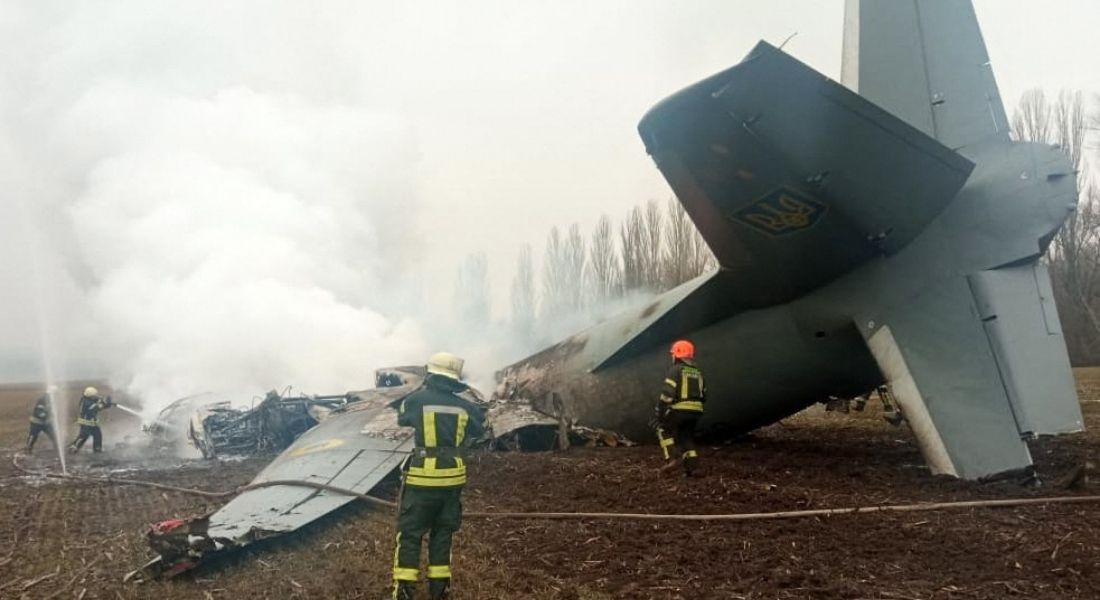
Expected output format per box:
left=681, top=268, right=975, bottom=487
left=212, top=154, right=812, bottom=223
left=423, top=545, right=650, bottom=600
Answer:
left=670, top=340, right=695, bottom=360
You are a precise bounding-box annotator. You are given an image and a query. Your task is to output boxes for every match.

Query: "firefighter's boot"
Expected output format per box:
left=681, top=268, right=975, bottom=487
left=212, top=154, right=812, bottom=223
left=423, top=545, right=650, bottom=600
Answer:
left=429, top=578, right=451, bottom=600
left=683, top=451, right=702, bottom=478
left=391, top=581, right=416, bottom=600
left=660, top=458, right=681, bottom=475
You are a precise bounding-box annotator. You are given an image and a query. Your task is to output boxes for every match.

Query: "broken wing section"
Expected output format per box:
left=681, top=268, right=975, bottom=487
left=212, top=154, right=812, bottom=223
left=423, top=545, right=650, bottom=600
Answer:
left=639, top=41, right=973, bottom=308
left=135, top=387, right=414, bottom=580
left=206, top=401, right=411, bottom=539
left=841, top=0, right=1010, bottom=151
left=969, top=263, right=1083, bottom=436
left=863, top=276, right=1032, bottom=479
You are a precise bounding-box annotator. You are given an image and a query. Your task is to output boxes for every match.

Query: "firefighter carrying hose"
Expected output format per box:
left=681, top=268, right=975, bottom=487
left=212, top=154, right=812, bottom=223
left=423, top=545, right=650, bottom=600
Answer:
left=26, top=386, right=58, bottom=453
left=69, top=386, right=113, bottom=454
left=655, top=340, right=705, bottom=477
left=390, top=352, right=486, bottom=600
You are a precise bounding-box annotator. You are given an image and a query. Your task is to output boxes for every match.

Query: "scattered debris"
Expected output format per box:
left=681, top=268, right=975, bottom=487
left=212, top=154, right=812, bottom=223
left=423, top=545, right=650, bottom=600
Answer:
left=129, top=365, right=635, bottom=579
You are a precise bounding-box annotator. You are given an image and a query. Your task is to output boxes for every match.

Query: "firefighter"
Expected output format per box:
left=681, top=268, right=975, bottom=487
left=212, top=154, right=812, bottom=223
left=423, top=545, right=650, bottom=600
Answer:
left=69, top=386, right=113, bottom=453
left=390, top=352, right=486, bottom=600
left=655, top=339, right=705, bottom=476
left=26, top=386, right=58, bottom=452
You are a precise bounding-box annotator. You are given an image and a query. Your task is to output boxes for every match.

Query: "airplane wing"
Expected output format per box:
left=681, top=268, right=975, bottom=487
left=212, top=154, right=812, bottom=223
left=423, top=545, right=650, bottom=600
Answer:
left=841, top=0, right=1011, bottom=151
left=638, top=41, right=974, bottom=309
left=204, top=400, right=411, bottom=541
left=133, top=387, right=414, bottom=580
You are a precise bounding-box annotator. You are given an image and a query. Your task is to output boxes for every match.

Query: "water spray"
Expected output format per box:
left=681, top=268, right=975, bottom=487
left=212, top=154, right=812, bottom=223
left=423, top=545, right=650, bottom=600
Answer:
left=15, top=193, right=68, bottom=474
left=113, top=403, right=143, bottom=419
left=45, top=388, right=67, bottom=474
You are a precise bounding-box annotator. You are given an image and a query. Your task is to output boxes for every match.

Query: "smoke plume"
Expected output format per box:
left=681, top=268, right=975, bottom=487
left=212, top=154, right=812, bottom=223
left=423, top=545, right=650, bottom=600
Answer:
left=1, top=2, right=434, bottom=414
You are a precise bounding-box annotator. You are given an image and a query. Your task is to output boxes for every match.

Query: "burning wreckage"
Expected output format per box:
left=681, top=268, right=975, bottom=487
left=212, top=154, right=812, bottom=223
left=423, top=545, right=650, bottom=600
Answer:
left=132, top=367, right=631, bottom=580
left=149, top=390, right=354, bottom=459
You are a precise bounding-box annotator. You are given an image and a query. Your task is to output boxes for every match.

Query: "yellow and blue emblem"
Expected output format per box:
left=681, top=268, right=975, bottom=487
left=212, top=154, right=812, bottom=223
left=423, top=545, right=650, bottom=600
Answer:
left=289, top=438, right=345, bottom=457
left=732, top=187, right=826, bottom=236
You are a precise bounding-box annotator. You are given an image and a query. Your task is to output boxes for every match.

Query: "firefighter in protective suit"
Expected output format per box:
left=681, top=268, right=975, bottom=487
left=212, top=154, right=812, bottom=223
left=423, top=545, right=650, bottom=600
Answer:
left=391, top=352, right=486, bottom=600
left=26, top=386, right=58, bottom=452
left=655, top=340, right=705, bottom=476
left=69, top=387, right=113, bottom=453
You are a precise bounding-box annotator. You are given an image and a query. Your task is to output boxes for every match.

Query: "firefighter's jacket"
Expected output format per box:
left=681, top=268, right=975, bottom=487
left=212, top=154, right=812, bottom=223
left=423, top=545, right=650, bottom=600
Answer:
left=398, top=375, right=486, bottom=489
left=29, top=396, right=50, bottom=425
left=659, top=359, right=706, bottom=414
left=76, top=395, right=111, bottom=427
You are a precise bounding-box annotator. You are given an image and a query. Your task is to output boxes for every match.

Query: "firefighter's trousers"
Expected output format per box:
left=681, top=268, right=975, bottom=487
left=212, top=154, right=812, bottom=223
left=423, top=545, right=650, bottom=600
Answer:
left=657, top=410, right=700, bottom=474
left=392, top=485, right=463, bottom=586
left=27, top=423, right=56, bottom=451
left=71, top=425, right=103, bottom=452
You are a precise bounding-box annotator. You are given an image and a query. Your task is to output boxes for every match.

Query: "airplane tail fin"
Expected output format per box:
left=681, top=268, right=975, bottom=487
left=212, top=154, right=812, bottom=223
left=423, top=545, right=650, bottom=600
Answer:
left=842, top=0, right=1010, bottom=151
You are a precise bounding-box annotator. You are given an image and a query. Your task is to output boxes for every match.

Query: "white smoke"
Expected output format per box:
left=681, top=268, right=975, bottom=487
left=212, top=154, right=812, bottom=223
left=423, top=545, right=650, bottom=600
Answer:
left=2, top=2, right=437, bottom=415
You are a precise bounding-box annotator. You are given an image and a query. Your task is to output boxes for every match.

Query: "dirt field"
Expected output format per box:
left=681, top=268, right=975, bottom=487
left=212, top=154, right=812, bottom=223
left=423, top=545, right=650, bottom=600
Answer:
left=1, top=379, right=1099, bottom=600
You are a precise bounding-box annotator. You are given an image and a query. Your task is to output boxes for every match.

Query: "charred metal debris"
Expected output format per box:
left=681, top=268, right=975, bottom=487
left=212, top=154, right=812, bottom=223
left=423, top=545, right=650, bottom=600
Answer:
left=147, top=366, right=631, bottom=461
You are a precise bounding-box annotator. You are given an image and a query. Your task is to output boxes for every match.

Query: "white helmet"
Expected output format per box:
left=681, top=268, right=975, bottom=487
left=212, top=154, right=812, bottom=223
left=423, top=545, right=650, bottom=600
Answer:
left=426, top=352, right=464, bottom=381
left=83, top=386, right=98, bottom=397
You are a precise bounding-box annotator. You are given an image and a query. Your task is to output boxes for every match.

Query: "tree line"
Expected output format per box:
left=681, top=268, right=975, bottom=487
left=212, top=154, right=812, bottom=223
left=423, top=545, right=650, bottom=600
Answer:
left=511, top=198, right=716, bottom=344
left=452, top=199, right=716, bottom=353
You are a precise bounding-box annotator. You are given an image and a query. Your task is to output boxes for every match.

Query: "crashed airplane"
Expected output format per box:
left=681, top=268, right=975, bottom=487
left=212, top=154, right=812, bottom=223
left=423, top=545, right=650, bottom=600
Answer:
left=497, top=0, right=1083, bottom=481
left=132, top=0, right=1081, bottom=581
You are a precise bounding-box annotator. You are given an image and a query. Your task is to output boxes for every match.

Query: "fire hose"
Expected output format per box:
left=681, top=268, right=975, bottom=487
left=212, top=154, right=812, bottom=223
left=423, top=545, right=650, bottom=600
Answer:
left=13, top=455, right=1100, bottom=522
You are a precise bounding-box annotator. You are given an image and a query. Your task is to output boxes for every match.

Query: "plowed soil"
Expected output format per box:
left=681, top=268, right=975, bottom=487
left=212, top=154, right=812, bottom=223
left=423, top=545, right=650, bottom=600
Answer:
left=1, top=376, right=1099, bottom=600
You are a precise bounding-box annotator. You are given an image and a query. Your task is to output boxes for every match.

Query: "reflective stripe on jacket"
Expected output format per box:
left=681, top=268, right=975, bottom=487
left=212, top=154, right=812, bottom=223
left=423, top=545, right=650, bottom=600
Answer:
left=76, top=396, right=109, bottom=427
left=660, top=359, right=706, bottom=413
left=398, top=375, right=486, bottom=488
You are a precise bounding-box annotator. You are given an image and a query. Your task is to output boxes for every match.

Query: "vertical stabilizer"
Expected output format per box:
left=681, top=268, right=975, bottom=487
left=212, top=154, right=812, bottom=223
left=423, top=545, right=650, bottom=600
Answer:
left=842, top=0, right=1010, bottom=150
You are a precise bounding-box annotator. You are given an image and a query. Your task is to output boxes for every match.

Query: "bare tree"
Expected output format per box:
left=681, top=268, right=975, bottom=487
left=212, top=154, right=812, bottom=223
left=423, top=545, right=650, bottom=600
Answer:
left=541, top=226, right=567, bottom=318
left=510, top=244, right=535, bottom=341
left=620, top=206, right=646, bottom=293
left=587, top=215, right=621, bottom=304
left=564, top=223, right=587, bottom=312
left=662, top=198, right=693, bottom=289
left=454, top=252, right=490, bottom=326
left=660, top=198, right=719, bottom=289
left=1012, top=89, right=1052, bottom=144
left=642, top=199, right=664, bottom=290
left=692, top=225, right=718, bottom=275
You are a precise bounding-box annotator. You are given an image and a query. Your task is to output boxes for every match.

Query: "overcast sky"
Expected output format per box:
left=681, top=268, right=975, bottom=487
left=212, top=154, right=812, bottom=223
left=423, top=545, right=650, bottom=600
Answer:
left=0, top=1, right=1097, bottom=390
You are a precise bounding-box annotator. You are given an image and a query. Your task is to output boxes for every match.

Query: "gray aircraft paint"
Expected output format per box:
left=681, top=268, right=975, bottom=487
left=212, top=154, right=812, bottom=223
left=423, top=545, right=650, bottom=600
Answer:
left=497, top=0, right=1082, bottom=480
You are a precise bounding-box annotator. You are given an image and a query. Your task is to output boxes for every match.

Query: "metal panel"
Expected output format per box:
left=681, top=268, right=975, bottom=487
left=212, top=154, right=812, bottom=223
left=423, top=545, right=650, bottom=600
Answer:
left=843, top=0, right=1010, bottom=150
left=207, top=401, right=412, bottom=540
left=862, top=275, right=1032, bottom=479
left=968, top=263, right=1082, bottom=436
left=639, top=41, right=973, bottom=308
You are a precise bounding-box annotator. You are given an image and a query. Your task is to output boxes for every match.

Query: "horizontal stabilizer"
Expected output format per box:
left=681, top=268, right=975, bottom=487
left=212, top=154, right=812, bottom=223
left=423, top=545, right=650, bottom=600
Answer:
left=863, top=276, right=1032, bottom=479
left=640, top=42, right=974, bottom=308
left=969, top=263, right=1083, bottom=436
